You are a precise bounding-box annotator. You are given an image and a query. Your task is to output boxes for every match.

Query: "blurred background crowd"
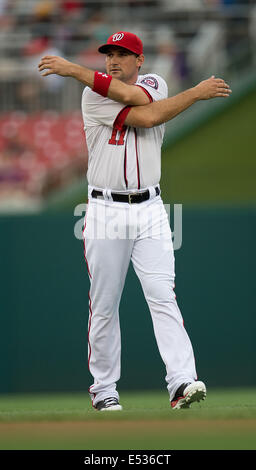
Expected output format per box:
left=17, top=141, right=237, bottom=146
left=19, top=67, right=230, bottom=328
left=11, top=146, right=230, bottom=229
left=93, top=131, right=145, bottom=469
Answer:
left=0, top=0, right=255, bottom=211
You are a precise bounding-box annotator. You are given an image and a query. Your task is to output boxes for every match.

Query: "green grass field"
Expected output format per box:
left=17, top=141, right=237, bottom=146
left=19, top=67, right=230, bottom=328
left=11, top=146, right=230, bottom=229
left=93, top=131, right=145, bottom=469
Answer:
left=160, top=87, right=256, bottom=206
left=0, top=388, right=255, bottom=450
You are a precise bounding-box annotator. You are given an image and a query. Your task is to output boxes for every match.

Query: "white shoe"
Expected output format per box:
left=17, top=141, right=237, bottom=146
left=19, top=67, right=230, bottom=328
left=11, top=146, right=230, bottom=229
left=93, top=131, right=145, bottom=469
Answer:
left=171, top=381, right=206, bottom=409
left=95, top=397, right=123, bottom=411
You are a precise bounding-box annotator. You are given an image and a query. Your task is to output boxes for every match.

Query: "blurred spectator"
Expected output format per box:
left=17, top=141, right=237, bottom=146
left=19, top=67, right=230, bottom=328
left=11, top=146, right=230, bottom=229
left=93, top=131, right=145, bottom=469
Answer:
left=59, top=0, right=85, bottom=16
left=204, top=0, right=240, bottom=5
left=75, top=11, right=111, bottom=70
left=76, top=40, right=105, bottom=70
left=0, top=110, right=87, bottom=207
left=15, top=79, right=41, bottom=113
left=17, top=35, right=65, bottom=111
left=0, top=124, right=31, bottom=205
left=0, top=0, right=8, bottom=16
left=127, top=0, right=158, bottom=6
left=23, top=36, right=65, bottom=92
left=161, top=0, right=203, bottom=10
left=0, top=0, right=17, bottom=38
left=85, top=11, right=112, bottom=44
left=220, top=0, right=238, bottom=5
left=187, top=22, right=227, bottom=81
left=203, top=0, right=221, bottom=5
left=27, top=1, right=57, bottom=40
left=150, top=28, right=181, bottom=95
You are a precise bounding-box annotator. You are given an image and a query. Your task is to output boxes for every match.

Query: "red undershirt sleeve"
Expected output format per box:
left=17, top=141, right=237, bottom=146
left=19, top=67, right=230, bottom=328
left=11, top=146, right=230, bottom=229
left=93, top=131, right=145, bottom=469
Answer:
left=113, top=106, right=132, bottom=131
left=113, top=87, right=153, bottom=131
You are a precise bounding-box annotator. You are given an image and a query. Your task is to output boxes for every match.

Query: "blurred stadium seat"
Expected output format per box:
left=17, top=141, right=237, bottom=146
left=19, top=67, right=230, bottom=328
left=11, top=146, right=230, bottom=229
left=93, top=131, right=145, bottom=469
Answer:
left=0, top=110, right=86, bottom=209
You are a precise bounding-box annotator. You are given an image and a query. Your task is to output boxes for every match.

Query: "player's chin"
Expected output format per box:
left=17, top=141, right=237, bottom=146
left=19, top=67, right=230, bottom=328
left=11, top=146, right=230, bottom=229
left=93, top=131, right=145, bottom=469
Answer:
left=110, top=70, right=123, bottom=79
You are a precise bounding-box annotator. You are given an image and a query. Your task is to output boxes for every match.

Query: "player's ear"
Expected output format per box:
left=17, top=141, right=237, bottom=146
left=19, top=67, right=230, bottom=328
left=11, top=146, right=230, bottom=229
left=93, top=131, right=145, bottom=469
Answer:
left=136, top=54, right=144, bottom=70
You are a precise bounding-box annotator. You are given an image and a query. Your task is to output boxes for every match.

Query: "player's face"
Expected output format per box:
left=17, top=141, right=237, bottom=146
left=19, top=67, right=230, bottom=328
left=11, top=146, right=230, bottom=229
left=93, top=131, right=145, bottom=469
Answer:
left=105, top=47, right=144, bottom=84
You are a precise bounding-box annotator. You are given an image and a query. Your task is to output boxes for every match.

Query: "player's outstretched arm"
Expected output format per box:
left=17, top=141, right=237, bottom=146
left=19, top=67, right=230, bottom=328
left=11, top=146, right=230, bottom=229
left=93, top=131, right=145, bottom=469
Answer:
left=38, top=56, right=150, bottom=106
left=124, top=76, right=232, bottom=128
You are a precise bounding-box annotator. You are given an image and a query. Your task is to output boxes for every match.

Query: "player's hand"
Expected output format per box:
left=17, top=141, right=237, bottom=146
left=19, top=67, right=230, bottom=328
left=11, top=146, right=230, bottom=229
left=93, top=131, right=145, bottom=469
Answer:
left=194, top=76, right=232, bottom=100
left=38, top=56, right=74, bottom=77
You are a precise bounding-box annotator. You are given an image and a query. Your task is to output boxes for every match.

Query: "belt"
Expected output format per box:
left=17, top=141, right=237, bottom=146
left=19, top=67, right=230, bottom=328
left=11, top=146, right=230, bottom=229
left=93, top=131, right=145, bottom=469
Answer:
left=91, top=187, right=160, bottom=204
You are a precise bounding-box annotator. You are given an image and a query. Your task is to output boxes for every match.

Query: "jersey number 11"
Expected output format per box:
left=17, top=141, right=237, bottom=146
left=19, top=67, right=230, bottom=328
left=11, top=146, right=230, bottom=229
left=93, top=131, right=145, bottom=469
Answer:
left=108, top=127, right=126, bottom=146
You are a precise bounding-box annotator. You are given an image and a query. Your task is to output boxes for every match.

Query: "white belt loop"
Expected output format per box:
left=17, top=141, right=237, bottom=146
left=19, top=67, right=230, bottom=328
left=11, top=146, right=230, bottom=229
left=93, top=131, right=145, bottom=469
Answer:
left=107, top=189, right=113, bottom=201
left=103, top=189, right=113, bottom=201
left=148, top=186, right=155, bottom=200
left=88, top=185, right=93, bottom=198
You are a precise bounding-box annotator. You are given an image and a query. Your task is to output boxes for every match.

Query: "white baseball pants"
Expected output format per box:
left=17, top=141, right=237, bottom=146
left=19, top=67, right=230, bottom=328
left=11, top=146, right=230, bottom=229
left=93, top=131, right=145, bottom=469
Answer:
left=83, top=190, right=197, bottom=406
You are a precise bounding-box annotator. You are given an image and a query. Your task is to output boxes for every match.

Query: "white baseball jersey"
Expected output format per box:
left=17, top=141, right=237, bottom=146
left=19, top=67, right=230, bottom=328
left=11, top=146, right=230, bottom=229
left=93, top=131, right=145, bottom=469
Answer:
left=81, top=73, right=168, bottom=191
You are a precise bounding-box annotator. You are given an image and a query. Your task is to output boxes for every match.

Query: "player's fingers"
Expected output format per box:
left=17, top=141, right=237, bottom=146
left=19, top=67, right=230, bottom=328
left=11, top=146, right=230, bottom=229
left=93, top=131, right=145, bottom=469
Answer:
left=41, top=55, right=56, bottom=60
left=215, top=92, right=231, bottom=97
left=217, top=87, right=232, bottom=94
left=214, top=80, right=228, bottom=88
left=217, top=81, right=231, bottom=90
left=216, top=84, right=231, bottom=93
left=41, top=70, right=55, bottom=77
left=210, top=78, right=230, bottom=89
left=39, top=57, right=56, bottom=64
left=38, top=57, right=56, bottom=67
left=39, top=67, right=51, bottom=73
left=218, top=81, right=230, bottom=87
left=38, top=62, right=55, bottom=71
left=38, top=61, right=49, bottom=68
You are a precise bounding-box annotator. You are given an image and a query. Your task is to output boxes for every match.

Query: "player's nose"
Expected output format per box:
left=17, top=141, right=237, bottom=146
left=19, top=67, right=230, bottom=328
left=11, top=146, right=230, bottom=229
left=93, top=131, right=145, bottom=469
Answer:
left=109, top=58, right=119, bottom=66
left=109, top=60, right=121, bottom=72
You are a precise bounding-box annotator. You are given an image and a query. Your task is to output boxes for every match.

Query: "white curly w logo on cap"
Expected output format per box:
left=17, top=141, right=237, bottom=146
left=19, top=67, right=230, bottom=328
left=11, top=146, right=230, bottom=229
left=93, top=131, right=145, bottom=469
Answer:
left=112, top=33, right=124, bottom=42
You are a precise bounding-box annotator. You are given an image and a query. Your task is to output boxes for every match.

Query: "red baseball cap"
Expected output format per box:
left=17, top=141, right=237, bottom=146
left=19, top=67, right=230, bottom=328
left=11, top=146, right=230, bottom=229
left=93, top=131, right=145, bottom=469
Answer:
left=98, top=31, right=143, bottom=55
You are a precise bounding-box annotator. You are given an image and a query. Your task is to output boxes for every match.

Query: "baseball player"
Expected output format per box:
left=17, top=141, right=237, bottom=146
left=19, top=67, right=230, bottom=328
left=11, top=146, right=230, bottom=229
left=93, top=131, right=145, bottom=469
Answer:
left=38, top=31, right=231, bottom=411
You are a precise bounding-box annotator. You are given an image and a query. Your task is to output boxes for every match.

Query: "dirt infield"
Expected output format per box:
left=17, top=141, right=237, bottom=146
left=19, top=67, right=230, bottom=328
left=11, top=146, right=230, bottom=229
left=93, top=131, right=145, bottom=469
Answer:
left=1, top=419, right=256, bottom=450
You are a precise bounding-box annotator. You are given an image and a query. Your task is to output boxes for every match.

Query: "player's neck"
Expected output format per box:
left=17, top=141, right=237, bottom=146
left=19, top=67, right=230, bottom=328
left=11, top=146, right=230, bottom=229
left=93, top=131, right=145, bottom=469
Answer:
left=123, top=72, right=139, bottom=85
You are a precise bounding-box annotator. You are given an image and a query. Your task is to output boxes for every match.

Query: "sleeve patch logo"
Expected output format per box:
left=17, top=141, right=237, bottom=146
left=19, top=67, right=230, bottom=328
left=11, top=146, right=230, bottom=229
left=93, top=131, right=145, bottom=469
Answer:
left=141, top=76, right=159, bottom=90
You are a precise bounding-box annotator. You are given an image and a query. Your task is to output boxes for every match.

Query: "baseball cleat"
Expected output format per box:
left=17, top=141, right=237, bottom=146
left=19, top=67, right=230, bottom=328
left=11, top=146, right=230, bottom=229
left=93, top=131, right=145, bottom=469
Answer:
left=171, top=381, right=206, bottom=410
left=95, top=397, right=123, bottom=411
